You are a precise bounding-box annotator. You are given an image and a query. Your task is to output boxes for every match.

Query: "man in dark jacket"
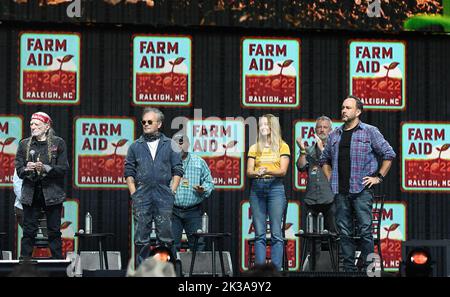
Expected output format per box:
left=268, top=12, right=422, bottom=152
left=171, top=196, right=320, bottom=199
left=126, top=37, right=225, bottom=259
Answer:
left=125, top=108, right=183, bottom=265
left=15, top=112, right=69, bottom=259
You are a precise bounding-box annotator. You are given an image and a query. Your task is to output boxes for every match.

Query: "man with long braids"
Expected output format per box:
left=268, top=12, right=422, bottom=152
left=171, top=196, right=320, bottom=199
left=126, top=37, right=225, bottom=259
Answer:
left=15, top=112, right=70, bottom=259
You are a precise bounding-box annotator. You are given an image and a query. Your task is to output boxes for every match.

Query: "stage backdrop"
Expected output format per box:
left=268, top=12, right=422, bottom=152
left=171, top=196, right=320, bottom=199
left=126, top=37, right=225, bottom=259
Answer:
left=0, top=22, right=449, bottom=273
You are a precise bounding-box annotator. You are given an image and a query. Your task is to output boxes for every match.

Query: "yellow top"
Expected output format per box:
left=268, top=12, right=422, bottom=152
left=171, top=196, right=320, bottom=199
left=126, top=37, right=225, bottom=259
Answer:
left=248, top=141, right=290, bottom=175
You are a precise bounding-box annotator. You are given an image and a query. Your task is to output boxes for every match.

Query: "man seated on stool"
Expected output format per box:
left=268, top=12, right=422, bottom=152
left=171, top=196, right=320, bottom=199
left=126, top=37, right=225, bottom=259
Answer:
left=171, top=133, right=215, bottom=252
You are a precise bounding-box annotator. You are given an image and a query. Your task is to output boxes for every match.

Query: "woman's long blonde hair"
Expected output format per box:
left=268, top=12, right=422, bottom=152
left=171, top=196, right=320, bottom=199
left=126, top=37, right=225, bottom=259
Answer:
left=256, top=114, right=283, bottom=154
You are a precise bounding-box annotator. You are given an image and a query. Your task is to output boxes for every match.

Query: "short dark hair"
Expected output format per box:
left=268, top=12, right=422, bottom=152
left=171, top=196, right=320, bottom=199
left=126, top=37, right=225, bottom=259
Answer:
left=346, top=95, right=364, bottom=113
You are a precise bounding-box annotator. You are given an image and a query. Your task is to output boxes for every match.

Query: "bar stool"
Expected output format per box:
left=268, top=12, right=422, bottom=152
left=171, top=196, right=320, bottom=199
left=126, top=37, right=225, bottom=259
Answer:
left=75, top=232, right=114, bottom=270
left=296, top=232, right=339, bottom=272
left=189, top=232, right=231, bottom=277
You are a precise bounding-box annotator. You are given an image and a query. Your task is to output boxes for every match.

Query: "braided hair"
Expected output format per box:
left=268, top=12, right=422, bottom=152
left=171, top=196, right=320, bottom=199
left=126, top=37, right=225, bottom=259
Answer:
left=25, top=127, right=55, bottom=162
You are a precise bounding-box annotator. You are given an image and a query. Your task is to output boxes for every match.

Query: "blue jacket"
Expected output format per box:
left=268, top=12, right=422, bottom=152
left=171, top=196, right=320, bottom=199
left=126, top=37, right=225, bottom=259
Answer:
left=124, top=133, right=184, bottom=187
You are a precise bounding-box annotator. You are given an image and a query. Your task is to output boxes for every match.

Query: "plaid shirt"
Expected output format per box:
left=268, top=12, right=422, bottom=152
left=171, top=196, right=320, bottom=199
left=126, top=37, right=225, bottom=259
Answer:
left=174, top=153, right=215, bottom=208
left=319, top=121, right=396, bottom=194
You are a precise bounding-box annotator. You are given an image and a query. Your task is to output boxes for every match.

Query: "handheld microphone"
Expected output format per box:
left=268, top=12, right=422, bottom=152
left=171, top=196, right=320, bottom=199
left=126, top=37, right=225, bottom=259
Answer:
left=29, top=150, right=35, bottom=162
left=29, top=150, right=39, bottom=176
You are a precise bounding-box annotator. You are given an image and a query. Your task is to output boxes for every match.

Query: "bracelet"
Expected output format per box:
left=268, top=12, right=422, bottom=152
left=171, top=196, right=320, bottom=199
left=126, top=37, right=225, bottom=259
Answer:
left=300, top=149, right=306, bottom=155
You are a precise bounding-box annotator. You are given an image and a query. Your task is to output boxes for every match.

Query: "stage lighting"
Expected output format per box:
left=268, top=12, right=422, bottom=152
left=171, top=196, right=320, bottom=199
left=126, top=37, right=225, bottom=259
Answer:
left=149, top=246, right=174, bottom=263
left=405, top=248, right=433, bottom=277
left=138, top=244, right=175, bottom=265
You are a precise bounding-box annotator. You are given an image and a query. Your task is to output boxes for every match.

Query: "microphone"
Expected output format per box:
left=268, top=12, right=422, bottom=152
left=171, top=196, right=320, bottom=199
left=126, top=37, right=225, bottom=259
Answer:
left=29, top=150, right=36, bottom=162
left=29, top=150, right=39, bottom=176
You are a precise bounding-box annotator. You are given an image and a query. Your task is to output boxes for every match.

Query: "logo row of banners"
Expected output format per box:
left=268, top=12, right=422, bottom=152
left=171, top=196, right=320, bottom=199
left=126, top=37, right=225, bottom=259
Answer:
left=1, top=116, right=449, bottom=192
left=20, top=32, right=405, bottom=110
left=13, top=199, right=406, bottom=272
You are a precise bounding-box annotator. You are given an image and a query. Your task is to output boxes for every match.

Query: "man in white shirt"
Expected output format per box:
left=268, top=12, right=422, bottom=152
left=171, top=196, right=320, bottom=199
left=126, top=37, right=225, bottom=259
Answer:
left=124, top=108, right=184, bottom=266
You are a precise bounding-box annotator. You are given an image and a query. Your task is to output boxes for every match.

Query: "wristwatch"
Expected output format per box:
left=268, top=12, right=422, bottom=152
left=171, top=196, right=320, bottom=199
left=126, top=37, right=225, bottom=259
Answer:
left=376, top=173, right=384, bottom=182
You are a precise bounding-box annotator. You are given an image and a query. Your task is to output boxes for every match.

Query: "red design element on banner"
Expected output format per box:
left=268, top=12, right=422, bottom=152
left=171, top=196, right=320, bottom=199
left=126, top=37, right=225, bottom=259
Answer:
left=245, top=75, right=296, bottom=104
left=0, top=137, right=16, bottom=180
left=78, top=155, right=126, bottom=184
left=135, top=72, right=188, bottom=103
left=296, top=171, right=308, bottom=189
left=22, top=70, right=77, bottom=101
left=244, top=239, right=297, bottom=269
left=405, top=159, right=450, bottom=187
left=352, top=76, right=402, bottom=106
left=205, top=155, right=241, bottom=186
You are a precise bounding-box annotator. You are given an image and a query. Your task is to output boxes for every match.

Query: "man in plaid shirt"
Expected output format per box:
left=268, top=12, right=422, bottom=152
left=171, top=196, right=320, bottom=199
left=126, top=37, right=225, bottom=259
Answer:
left=320, top=96, right=396, bottom=272
left=171, top=133, right=215, bottom=252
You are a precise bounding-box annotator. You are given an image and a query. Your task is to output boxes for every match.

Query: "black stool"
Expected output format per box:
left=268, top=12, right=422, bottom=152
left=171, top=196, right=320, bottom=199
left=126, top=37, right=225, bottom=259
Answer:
left=296, top=232, right=339, bottom=272
left=0, top=232, right=6, bottom=260
left=75, top=233, right=114, bottom=270
left=189, top=232, right=231, bottom=277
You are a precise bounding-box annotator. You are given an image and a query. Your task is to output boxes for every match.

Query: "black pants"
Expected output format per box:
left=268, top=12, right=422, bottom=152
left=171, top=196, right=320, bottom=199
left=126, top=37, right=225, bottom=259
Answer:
left=21, top=188, right=63, bottom=259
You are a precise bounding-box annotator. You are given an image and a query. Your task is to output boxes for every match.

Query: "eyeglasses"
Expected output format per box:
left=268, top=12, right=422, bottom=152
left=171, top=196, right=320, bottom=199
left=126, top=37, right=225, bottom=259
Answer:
left=141, top=120, right=155, bottom=125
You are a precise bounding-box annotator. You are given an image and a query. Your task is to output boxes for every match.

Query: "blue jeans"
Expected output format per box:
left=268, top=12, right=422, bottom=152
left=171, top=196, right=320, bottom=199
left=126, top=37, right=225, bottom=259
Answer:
left=335, top=189, right=374, bottom=272
left=249, top=178, right=286, bottom=271
left=172, top=204, right=205, bottom=251
left=132, top=183, right=175, bottom=265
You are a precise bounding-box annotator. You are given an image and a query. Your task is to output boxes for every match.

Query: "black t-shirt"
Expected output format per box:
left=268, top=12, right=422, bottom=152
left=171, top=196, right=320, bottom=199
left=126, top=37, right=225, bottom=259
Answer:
left=338, top=126, right=356, bottom=194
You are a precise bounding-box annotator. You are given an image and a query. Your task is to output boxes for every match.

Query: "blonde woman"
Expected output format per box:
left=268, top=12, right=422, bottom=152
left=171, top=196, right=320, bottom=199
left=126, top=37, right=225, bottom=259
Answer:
left=246, top=114, right=290, bottom=271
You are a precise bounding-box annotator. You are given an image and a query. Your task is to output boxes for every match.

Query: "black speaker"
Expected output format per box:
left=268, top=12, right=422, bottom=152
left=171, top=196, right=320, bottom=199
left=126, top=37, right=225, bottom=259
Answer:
left=176, top=251, right=233, bottom=277
left=66, top=251, right=122, bottom=271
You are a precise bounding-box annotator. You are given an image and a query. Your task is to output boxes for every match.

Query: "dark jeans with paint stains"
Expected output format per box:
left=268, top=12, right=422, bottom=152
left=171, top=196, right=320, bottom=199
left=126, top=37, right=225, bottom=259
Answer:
left=132, top=183, right=175, bottom=266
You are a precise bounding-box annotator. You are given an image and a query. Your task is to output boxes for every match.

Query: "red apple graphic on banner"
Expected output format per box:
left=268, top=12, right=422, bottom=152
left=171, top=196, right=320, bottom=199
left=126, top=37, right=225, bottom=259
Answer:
left=0, top=116, right=22, bottom=187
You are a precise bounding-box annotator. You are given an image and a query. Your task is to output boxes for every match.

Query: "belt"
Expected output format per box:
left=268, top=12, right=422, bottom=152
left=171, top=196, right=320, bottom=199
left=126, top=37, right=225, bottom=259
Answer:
left=174, top=203, right=201, bottom=210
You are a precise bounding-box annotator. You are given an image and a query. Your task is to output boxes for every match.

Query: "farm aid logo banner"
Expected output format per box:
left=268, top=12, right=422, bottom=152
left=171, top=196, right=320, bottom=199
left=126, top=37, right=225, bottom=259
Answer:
left=293, top=120, right=341, bottom=191
left=375, top=202, right=406, bottom=272
left=240, top=200, right=300, bottom=271
left=241, top=37, right=300, bottom=108
left=186, top=119, right=245, bottom=190
left=16, top=199, right=79, bottom=259
left=19, top=32, right=80, bottom=104
left=132, top=35, right=192, bottom=106
left=349, top=40, right=406, bottom=110
left=0, top=116, right=22, bottom=187
left=74, top=117, right=134, bottom=189
left=402, top=122, right=450, bottom=192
